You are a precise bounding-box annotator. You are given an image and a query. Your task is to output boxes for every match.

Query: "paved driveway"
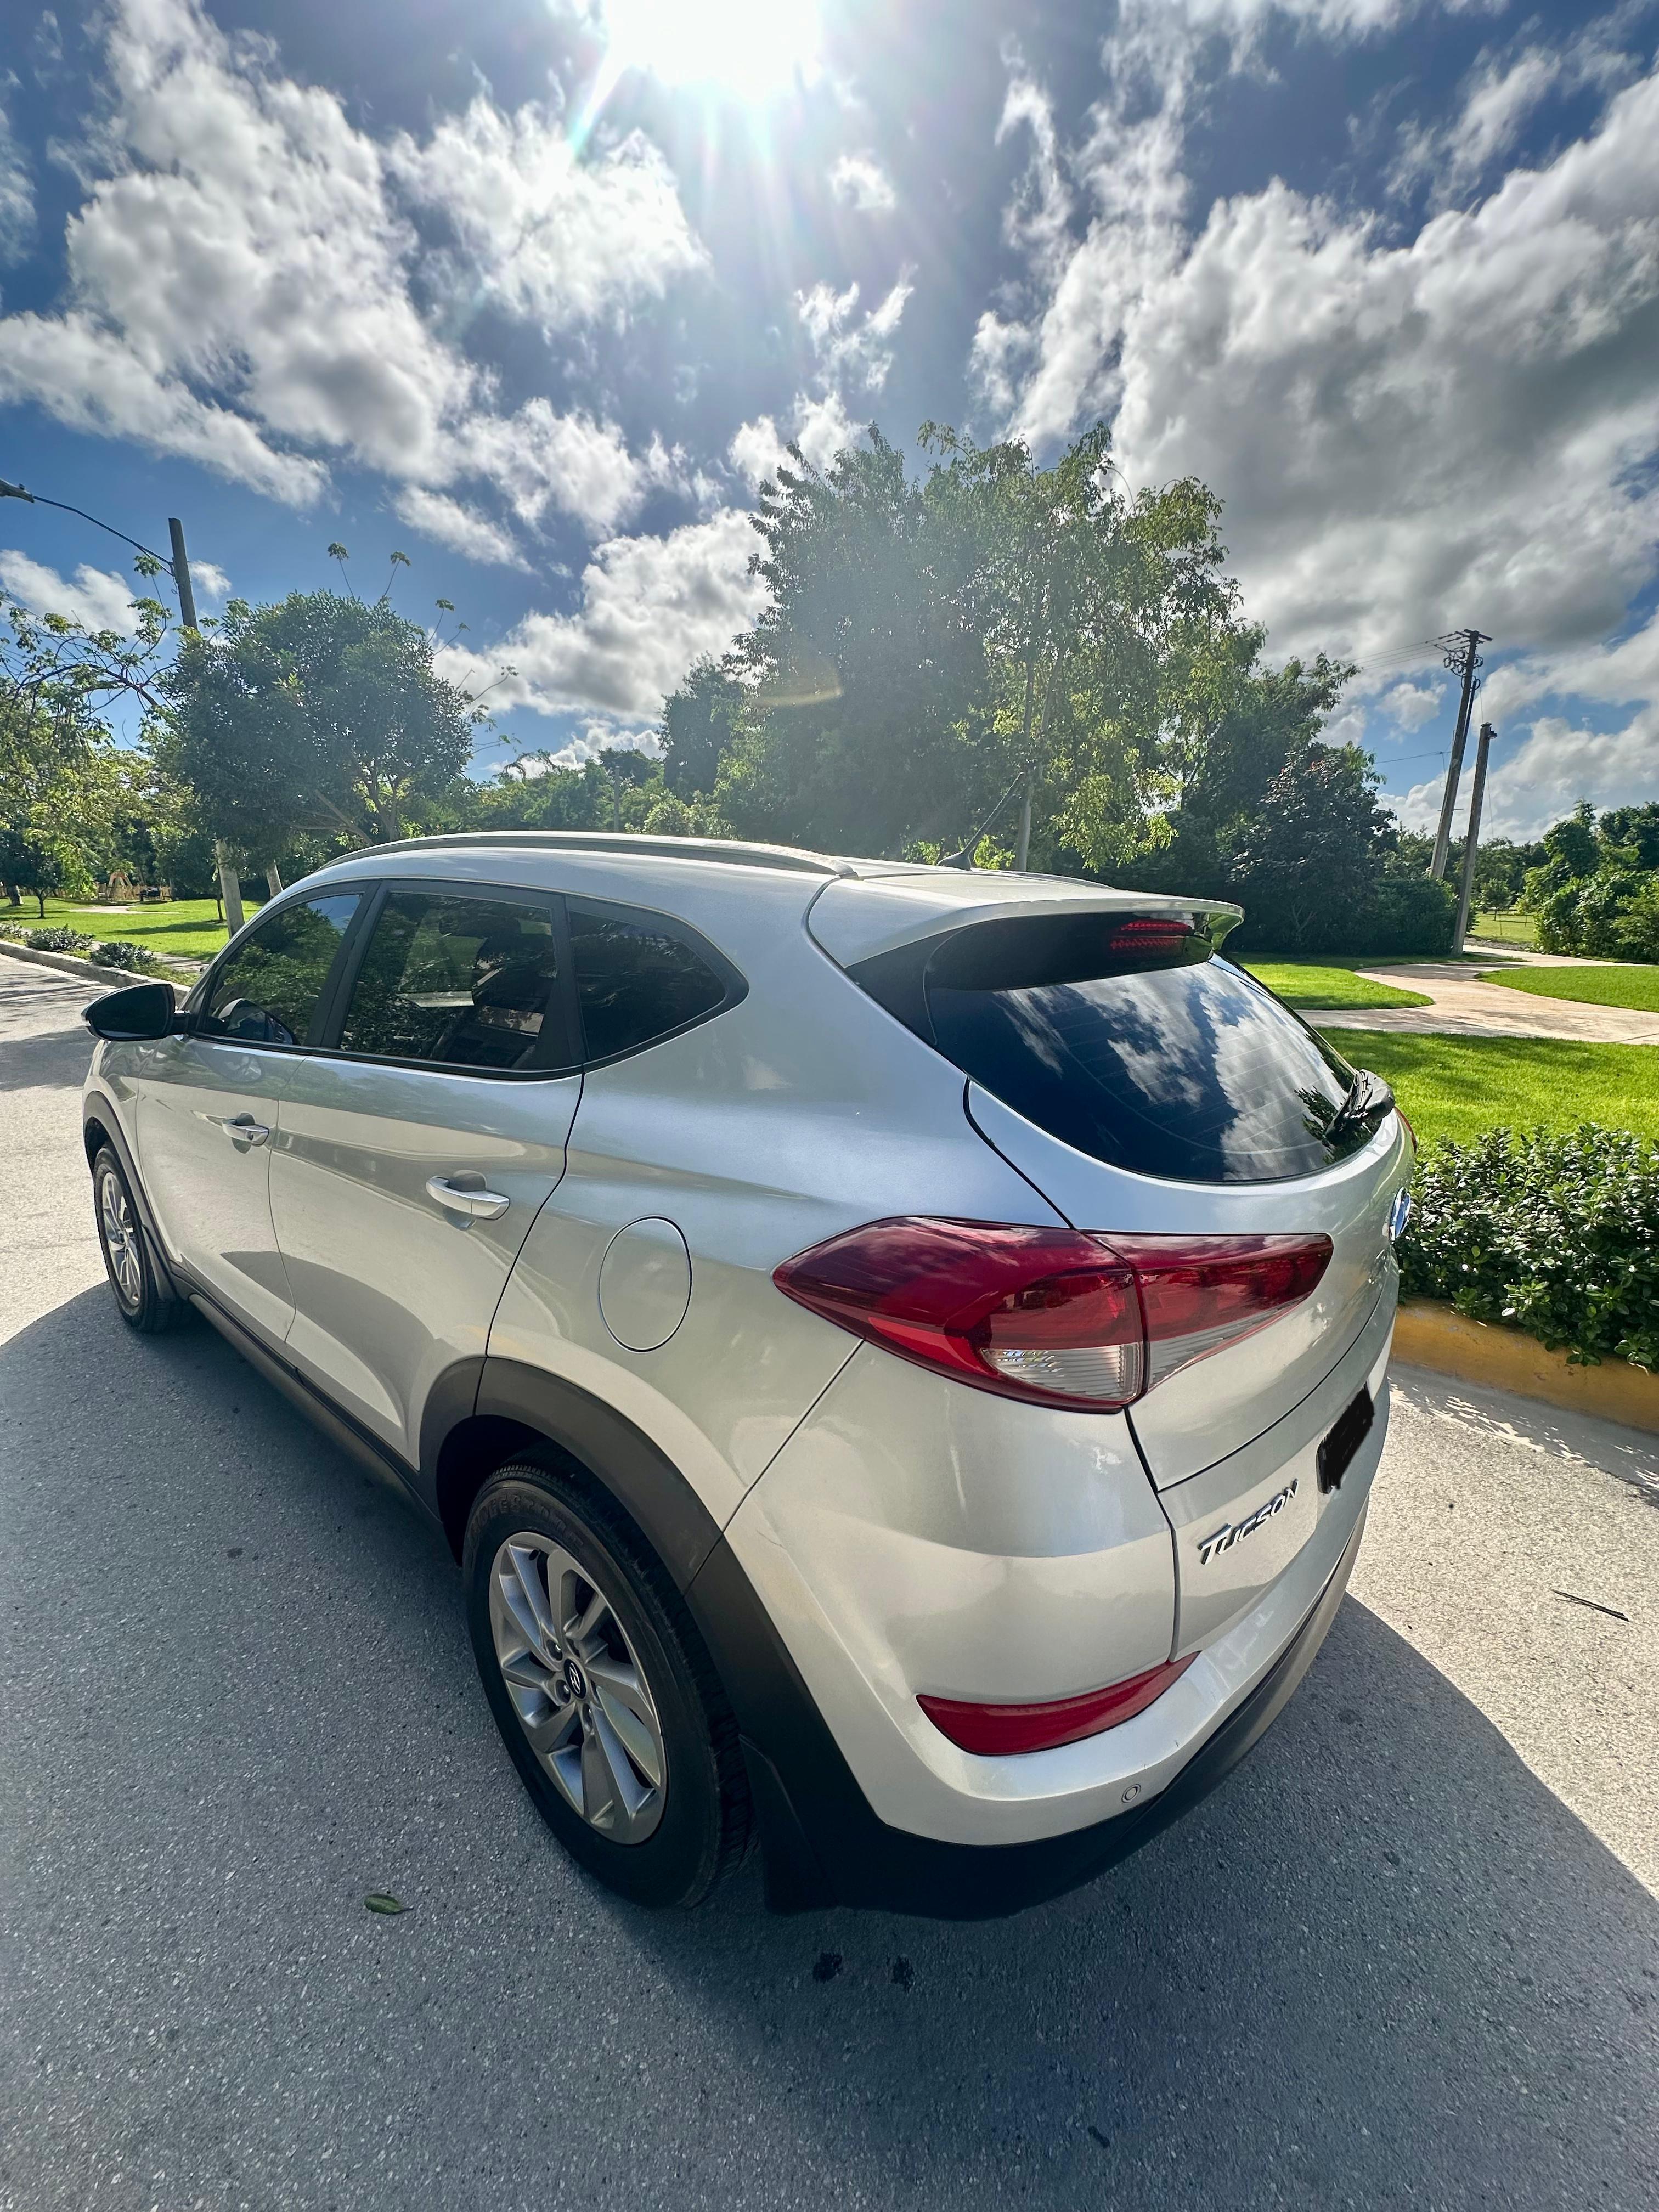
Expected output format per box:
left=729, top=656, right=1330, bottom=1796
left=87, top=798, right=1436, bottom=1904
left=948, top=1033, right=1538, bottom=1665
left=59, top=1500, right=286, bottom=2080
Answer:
left=3, top=963, right=1656, bottom=2212
left=1317, top=951, right=1659, bottom=1043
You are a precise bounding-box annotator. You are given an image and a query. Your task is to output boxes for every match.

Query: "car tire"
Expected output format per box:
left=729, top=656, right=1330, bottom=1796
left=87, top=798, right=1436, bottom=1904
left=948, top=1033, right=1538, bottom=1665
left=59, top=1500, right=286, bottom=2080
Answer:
left=463, top=1462, right=751, bottom=1908
left=92, top=1146, right=190, bottom=1335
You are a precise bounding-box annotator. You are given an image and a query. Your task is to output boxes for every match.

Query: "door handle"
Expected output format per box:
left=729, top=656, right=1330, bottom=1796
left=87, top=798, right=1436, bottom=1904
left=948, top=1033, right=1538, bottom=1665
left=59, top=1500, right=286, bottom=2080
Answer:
left=426, top=1174, right=510, bottom=1222
left=214, top=1113, right=270, bottom=1148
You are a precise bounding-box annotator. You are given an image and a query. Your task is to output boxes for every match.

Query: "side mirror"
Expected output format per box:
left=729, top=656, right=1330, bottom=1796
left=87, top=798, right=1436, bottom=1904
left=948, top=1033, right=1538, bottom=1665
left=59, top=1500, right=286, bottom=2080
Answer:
left=83, top=981, right=179, bottom=1041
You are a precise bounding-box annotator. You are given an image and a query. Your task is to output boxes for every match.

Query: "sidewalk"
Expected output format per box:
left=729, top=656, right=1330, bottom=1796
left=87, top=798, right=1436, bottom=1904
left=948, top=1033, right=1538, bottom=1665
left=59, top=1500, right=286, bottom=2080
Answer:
left=1317, top=951, right=1659, bottom=1043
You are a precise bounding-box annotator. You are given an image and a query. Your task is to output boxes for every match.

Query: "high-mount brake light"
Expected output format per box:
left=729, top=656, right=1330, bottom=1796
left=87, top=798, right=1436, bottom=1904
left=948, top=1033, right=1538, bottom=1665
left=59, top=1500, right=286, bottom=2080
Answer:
left=772, top=1220, right=1333, bottom=1411
left=919, top=1655, right=1197, bottom=1756
left=1100, top=915, right=1193, bottom=960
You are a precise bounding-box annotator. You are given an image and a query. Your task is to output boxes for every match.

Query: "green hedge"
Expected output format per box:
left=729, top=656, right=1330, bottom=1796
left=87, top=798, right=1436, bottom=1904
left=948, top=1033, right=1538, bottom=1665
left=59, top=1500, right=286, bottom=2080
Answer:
left=1399, top=1124, right=1658, bottom=1370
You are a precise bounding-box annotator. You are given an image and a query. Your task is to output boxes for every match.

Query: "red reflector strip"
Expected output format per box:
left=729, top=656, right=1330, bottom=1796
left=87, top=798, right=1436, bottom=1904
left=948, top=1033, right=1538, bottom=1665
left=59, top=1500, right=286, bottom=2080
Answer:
left=918, top=1654, right=1196, bottom=1757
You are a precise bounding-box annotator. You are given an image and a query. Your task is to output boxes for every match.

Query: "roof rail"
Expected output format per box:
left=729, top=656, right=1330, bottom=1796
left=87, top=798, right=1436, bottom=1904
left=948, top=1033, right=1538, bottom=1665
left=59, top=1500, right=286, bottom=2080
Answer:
left=335, top=830, right=856, bottom=879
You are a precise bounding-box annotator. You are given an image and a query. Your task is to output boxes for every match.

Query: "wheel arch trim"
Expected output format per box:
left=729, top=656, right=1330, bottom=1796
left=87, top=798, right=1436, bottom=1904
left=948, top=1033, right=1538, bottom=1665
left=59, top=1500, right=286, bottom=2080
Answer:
left=434, top=1358, right=725, bottom=1588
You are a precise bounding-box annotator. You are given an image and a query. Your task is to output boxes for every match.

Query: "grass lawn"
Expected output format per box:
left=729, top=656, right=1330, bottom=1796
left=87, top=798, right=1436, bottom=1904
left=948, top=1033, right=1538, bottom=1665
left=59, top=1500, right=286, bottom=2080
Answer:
left=1244, top=960, right=1432, bottom=1011
left=1478, top=962, right=1659, bottom=1013
left=2, top=895, right=259, bottom=962
left=1469, top=909, right=1538, bottom=947
left=1321, top=1028, right=1659, bottom=1146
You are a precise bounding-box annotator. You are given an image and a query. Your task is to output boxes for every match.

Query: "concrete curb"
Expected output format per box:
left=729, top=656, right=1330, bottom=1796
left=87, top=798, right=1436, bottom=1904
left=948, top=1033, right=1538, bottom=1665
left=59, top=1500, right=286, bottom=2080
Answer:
left=1395, top=1299, right=1659, bottom=1435
left=0, top=938, right=190, bottom=998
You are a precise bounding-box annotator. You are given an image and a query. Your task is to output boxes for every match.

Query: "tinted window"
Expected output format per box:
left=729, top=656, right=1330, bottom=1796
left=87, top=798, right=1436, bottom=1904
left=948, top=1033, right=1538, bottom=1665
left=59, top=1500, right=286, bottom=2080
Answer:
left=339, top=891, right=563, bottom=1071
left=916, top=932, right=1378, bottom=1184
left=200, top=894, right=361, bottom=1046
left=571, top=906, right=728, bottom=1060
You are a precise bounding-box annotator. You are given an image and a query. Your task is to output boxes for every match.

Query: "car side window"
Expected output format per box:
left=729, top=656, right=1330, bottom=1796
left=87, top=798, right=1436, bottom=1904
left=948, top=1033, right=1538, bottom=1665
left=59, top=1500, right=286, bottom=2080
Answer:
left=569, top=902, right=732, bottom=1062
left=198, top=894, right=363, bottom=1047
left=337, top=889, right=566, bottom=1072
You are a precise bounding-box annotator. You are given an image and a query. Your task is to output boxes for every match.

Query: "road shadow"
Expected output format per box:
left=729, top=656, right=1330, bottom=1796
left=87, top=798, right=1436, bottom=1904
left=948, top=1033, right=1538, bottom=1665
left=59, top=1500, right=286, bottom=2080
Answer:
left=3, top=1286, right=1655, bottom=2212
left=1392, top=1359, right=1659, bottom=1505
left=0, top=971, right=99, bottom=1094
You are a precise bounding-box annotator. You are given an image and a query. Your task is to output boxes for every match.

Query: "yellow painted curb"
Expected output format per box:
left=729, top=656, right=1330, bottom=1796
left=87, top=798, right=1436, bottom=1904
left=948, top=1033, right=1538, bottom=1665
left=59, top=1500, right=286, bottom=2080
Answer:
left=1393, top=1300, right=1659, bottom=1434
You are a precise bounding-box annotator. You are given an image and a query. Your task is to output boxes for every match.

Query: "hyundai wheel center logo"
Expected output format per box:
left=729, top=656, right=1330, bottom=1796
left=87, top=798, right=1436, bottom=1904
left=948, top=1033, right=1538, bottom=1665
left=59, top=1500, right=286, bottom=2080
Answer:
left=564, top=1658, right=586, bottom=1699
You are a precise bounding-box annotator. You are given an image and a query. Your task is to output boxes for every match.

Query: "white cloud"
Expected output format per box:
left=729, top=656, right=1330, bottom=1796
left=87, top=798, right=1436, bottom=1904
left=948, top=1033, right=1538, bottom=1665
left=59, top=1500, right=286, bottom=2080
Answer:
left=392, top=488, right=530, bottom=571
left=975, top=18, right=1659, bottom=828
left=0, top=0, right=696, bottom=536
left=1378, top=679, right=1443, bottom=731
left=0, top=550, right=144, bottom=633
left=1396, top=710, right=1659, bottom=842
left=387, top=98, right=703, bottom=331
left=796, top=274, right=913, bottom=395
left=190, top=558, right=230, bottom=605
left=0, top=93, right=35, bottom=265
left=726, top=390, right=864, bottom=484
left=829, top=153, right=896, bottom=214
left=0, top=308, right=326, bottom=503
left=1390, top=27, right=1637, bottom=206
left=792, top=391, right=860, bottom=470
left=727, top=414, right=790, bottom=489
left=435, top=508, right=764, bottom=722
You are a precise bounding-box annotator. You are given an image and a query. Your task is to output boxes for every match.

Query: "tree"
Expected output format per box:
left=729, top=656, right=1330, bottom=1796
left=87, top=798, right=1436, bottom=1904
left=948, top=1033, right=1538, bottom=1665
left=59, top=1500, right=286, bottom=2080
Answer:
left=159, top=591, right=483, bottom=853
left=1227, top=743, right=1392, bottom=952
left=0, top=689, right=134, bottom=912
left=713, top=430, right=991, bottom=854
left=661, top=658, right=744, bottom=798
left=691, top=419, right=1261, bottom=868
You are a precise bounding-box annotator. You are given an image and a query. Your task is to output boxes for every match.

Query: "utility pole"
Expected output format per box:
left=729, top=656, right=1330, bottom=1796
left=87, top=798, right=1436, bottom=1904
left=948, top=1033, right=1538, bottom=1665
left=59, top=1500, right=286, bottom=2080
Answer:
left=169, top=512, right=244, bottom=937
left=1015, top=768, right=1032, bottom=872
left=168, top=517, right=198, bottom=630
left=1452, top=723, right=1494, bottom=955
left=1429, top=627, right=1491, bottom=880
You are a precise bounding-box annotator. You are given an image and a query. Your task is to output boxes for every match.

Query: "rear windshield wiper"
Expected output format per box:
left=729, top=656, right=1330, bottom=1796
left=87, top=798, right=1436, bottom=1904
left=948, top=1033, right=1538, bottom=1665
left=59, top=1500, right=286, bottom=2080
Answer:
left=1327, top=1067, right=1394, bottom=1139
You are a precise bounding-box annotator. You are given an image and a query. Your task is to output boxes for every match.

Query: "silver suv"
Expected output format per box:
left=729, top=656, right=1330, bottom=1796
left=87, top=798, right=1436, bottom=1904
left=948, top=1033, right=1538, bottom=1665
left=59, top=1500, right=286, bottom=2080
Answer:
left=81, top=833, right=1410, bottom=1916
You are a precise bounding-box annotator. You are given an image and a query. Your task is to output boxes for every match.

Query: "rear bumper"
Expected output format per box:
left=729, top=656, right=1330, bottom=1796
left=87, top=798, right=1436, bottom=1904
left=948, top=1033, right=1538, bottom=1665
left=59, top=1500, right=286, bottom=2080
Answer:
left=687, top=1499, right=1368, bottom=1920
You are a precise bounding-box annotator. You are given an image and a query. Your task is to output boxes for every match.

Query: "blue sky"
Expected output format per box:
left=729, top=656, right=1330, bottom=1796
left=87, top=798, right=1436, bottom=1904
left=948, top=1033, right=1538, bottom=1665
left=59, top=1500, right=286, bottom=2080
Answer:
left=2, top=0, right=1656, bottom=838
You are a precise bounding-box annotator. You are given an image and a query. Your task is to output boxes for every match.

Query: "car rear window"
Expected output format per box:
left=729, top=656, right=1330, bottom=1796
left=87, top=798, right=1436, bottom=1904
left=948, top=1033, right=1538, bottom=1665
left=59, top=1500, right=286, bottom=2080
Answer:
left=853, top=911, right=1383, bottom=1185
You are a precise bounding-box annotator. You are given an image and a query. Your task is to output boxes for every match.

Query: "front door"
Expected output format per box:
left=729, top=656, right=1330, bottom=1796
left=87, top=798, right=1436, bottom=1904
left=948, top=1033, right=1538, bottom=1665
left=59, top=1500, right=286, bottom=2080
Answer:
left=133, top=891, right=365, bottom=1344
left=270, top=884, right=580, bottom=1465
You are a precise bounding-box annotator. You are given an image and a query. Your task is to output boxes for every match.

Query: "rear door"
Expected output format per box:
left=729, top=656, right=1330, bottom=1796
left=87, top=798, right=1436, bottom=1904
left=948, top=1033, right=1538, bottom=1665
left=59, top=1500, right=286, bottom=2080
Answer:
left=269, top=882, right=580, bottom=1464
left=133, top=891, right=364, bottom=1344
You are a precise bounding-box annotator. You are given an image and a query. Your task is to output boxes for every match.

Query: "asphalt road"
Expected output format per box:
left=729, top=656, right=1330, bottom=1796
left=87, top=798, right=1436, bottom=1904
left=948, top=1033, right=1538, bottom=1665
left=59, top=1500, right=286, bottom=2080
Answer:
left=3, top=955, right=1655, bottom=2212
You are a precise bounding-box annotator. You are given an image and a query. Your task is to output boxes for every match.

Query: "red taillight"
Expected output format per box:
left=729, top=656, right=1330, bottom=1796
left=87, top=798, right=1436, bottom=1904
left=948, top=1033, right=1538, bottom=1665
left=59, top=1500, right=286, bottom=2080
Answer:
left=772, top=1219, right=1332, bottom=1411
left=1398, top=1109, right=1417, bottom=1152
left=919, top=1655, right=1197, bottom=1756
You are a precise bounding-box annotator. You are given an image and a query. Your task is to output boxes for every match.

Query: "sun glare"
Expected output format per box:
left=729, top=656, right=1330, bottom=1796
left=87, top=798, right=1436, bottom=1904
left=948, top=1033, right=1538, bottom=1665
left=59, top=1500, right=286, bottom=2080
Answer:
left=602, top=0, right=821, bottom=99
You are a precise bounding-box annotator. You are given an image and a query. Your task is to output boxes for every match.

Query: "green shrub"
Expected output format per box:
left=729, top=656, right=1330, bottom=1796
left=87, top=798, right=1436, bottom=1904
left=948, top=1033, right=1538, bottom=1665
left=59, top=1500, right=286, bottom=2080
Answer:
left=1399, top=1124, right=1659, bottom=1370
left=1356, top=873, right=1458, bottom=957
left=92, top=939, right=161, bottom=973
left=26, top=926, right=96, bottom=952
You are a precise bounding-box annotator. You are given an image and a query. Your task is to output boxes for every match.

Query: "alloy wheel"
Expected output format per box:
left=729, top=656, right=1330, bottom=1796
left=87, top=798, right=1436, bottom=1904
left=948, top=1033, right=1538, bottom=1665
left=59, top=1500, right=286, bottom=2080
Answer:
left=98, top=1166, right=143, bottom=1311
left=487, top=1533, right=667, bottom=1843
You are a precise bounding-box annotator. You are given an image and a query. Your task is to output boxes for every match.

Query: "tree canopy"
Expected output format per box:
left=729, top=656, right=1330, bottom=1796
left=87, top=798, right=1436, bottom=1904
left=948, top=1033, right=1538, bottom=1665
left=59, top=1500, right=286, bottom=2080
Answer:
left=159, top=590, right=481, bottom=856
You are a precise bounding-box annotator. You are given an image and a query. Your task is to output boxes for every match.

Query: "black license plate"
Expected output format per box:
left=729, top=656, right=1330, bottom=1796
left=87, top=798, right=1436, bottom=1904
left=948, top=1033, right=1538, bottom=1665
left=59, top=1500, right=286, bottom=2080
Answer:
left=1317, top=1389, right=1374, bottom=1495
